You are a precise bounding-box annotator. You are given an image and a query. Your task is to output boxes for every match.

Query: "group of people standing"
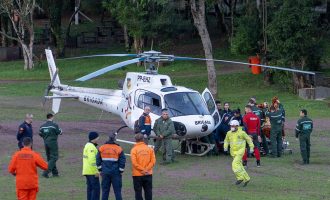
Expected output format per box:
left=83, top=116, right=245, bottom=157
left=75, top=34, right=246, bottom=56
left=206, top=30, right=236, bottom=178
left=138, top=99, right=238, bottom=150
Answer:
left=83, top=131, right=156, bottom=200
left=7, top=96, right=314, bottom=199
left=214, top=97, right=287, bottom=160
left=8, top=107, right=176, bottom=200
left=215, top=96, right=314, bottom=186
left=9, top=113, right=62, bottom=200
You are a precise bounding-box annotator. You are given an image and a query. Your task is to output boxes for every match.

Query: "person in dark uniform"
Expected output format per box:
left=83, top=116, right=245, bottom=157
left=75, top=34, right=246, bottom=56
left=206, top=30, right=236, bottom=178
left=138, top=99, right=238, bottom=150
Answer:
left=295, top=109, right=313, bottom=165
left=266, top=106, right=284, bottom=158
left=97, top=133, right=126, bottom=200
left=139, top=106, right=152, bottom=144
left=16, top=114, right=33, bottom=149
left=39, top=113, right=62, bottom=178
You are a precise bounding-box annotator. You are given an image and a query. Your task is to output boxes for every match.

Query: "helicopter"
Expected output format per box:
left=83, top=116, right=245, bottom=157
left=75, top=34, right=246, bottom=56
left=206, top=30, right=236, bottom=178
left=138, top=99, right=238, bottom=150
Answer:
left=44, top=49, right=222, bottom=156
left=44, top=49, right=312, bottom=156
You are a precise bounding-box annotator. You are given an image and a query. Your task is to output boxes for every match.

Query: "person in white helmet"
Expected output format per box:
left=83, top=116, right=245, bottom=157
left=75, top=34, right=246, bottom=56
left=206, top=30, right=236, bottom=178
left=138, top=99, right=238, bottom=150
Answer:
left=224, top=120, right=254, bottom=187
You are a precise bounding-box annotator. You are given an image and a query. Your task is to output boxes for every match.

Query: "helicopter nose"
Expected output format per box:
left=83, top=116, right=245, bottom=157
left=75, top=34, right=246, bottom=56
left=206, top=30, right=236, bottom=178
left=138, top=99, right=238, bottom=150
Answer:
left=201, top=124, right=208, bottom=132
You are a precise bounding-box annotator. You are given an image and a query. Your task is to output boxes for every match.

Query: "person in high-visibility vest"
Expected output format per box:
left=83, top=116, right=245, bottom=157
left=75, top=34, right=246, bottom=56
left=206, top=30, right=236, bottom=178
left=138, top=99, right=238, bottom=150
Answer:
left=224, top=120, right=254, bottom=187
left=83, top=132, right=100, bottom=200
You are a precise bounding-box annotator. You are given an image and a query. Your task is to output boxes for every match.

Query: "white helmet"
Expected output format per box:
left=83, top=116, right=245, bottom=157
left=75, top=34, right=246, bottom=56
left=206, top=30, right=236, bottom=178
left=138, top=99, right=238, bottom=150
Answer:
left=229, top=120, right=240, bottom=126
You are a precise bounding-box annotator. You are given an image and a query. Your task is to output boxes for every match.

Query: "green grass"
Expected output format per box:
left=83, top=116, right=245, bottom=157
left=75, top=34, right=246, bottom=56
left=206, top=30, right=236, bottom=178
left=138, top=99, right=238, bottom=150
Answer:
left=1, top=53, right=330, bottom=199
left=1, top=130, right=330, bottom=200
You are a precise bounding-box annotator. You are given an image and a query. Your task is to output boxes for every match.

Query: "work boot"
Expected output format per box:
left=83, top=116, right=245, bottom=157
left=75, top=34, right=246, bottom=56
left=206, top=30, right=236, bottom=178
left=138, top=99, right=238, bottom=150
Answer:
left=243, top=180, right=250, bottom=187
left=42, top=172, right=49, bottom=178
left=256, top=160, right=261, bottom=167
left=300, top=160, right=308, bottom=165
left=235, top=180, right=243, bottom=185
left=52, top=174, right=59, bottom=177
left=243, top=161, right=247, bottom=167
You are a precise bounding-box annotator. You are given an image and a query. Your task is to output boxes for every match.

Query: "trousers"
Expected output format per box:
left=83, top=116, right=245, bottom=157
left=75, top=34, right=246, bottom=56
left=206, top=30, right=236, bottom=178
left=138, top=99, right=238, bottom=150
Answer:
left=85, top=175, right=100, bottom=200
left=44, top=142, right=59, bottom=175
left=154, top=138, right=173, bottom=162
left=232, top=153, right=250, bottom=182
left=16, top=188, right=38, bottom=200
left=299, top=133, right=311, bottom=163
left=101, top=173, right=122, bottom=200
left=133, top=175, right=152, bottom=200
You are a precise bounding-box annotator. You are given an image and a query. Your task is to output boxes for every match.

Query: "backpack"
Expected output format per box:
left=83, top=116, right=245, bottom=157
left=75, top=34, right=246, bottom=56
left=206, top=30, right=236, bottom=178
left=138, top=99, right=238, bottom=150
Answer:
left=134, top=119, right=140, bottom=133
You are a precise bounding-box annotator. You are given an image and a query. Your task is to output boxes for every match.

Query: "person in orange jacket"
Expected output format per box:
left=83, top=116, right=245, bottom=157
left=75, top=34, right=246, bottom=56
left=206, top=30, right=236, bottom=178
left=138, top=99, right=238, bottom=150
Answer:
left=131, top=133, right=156, bottom=200
left=8, top=137, right=48, bottom=200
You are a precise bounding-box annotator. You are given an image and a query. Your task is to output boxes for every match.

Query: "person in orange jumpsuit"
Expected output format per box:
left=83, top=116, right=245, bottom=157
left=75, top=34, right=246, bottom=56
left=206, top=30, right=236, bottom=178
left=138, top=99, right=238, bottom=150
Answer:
left=8, top=137, right=48, bottom=200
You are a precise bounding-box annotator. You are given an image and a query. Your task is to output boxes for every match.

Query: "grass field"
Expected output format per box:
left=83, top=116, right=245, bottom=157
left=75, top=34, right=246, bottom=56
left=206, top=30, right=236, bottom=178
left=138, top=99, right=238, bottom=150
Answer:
left=1, top=48, right=330, bottom=200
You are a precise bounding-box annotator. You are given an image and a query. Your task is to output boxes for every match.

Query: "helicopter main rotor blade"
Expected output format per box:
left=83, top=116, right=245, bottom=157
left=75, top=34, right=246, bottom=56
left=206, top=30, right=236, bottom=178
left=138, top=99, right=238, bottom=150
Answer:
left=42, top=69, right=58, bottom=107
left=173, top=56, right=315, bottom=75
left=61, top=54, right=138, bottom=60
left=76, top=57, right=146, bottom=81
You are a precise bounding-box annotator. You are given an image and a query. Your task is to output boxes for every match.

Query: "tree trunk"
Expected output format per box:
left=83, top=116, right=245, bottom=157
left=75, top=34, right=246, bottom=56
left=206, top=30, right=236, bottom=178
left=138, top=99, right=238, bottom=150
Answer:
left=133, top=36, right=144, bottom=54
left=190, top=0, right=218, bottom=98
left=21, top=44, right=34, bottom=70
left=123, top=25, right=130, bottom=52
left=214, top=3, right=227, bottom=34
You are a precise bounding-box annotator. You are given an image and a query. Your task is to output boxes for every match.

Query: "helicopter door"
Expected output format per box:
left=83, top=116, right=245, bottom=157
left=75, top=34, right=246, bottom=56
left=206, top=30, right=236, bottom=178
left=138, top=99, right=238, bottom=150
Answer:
left=201, top=88, right=221, bottom=129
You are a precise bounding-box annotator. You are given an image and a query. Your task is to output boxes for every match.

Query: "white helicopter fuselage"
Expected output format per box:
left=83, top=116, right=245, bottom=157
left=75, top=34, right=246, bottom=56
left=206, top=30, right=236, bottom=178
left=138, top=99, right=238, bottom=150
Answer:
left=50, top=83, right=217, bottom=140
left=45, top=49, right=221, bottom=140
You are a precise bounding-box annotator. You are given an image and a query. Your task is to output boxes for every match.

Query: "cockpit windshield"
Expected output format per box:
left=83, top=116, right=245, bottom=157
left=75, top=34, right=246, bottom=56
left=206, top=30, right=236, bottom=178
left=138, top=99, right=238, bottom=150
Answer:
left=164, top=92, right=210, bottom=117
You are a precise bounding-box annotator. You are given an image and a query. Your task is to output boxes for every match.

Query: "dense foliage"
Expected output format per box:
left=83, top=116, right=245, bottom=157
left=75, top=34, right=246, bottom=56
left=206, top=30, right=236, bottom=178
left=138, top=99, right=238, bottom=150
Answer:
left=267, top=0, right=323, bottom=71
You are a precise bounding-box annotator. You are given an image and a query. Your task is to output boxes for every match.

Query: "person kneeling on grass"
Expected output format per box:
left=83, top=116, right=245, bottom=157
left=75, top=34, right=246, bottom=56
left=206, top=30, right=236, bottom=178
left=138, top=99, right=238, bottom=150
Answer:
left=224, top=120, right=254, bottom=187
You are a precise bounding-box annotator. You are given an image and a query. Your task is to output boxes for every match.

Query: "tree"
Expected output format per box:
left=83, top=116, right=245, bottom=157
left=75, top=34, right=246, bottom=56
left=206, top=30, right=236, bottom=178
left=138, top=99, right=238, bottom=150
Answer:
left=190, top=0, right=217, bottom=97
left=40, top=0, right=64, bottom=56
left=267, top=0, right=322, bottom=91
left=103, top=0, right=191, bottom=53
left=230, top=1, right=262, bottom=55
left=0, top=0, right=38, bottom=70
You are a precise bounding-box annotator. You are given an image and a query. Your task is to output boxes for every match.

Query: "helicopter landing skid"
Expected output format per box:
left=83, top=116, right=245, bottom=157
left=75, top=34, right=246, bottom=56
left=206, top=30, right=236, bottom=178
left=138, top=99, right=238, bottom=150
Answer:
left=182, top=139, right=215, bottom=157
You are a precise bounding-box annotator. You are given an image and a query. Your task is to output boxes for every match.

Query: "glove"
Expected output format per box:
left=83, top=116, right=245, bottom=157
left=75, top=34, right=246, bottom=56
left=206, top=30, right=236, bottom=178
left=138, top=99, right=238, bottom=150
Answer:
left=249, top=149, right=254, bottom=154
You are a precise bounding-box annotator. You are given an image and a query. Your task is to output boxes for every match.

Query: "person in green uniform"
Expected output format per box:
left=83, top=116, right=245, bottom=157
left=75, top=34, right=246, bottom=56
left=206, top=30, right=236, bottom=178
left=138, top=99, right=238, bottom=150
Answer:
left=153, top=108, right=176, bottom=164
left=295, top=109, right=313, bottom=165
left=266, top=106, right=283, bottom=158
left=39, top=113, right=62, bottom=178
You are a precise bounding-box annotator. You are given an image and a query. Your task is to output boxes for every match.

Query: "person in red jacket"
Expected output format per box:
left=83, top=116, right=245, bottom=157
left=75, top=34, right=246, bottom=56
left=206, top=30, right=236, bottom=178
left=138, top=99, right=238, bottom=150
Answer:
left=8, top=137, right=48, bottom=200
left=242, top=105, right=261, bottom=167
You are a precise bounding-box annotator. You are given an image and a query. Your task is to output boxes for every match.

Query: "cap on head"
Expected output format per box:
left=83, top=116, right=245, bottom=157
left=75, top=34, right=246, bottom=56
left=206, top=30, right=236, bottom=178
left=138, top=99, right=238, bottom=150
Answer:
left=230, top=120, right=239, bottom=126
left=89, top=131, right=99, bottom=141
left=108, top=132, right=117, bottom=142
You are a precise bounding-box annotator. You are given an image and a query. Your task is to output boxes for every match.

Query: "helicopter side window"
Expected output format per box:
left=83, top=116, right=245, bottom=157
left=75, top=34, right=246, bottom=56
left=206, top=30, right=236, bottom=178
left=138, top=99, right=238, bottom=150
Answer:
left=136, top=90, right=162, bottom=115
